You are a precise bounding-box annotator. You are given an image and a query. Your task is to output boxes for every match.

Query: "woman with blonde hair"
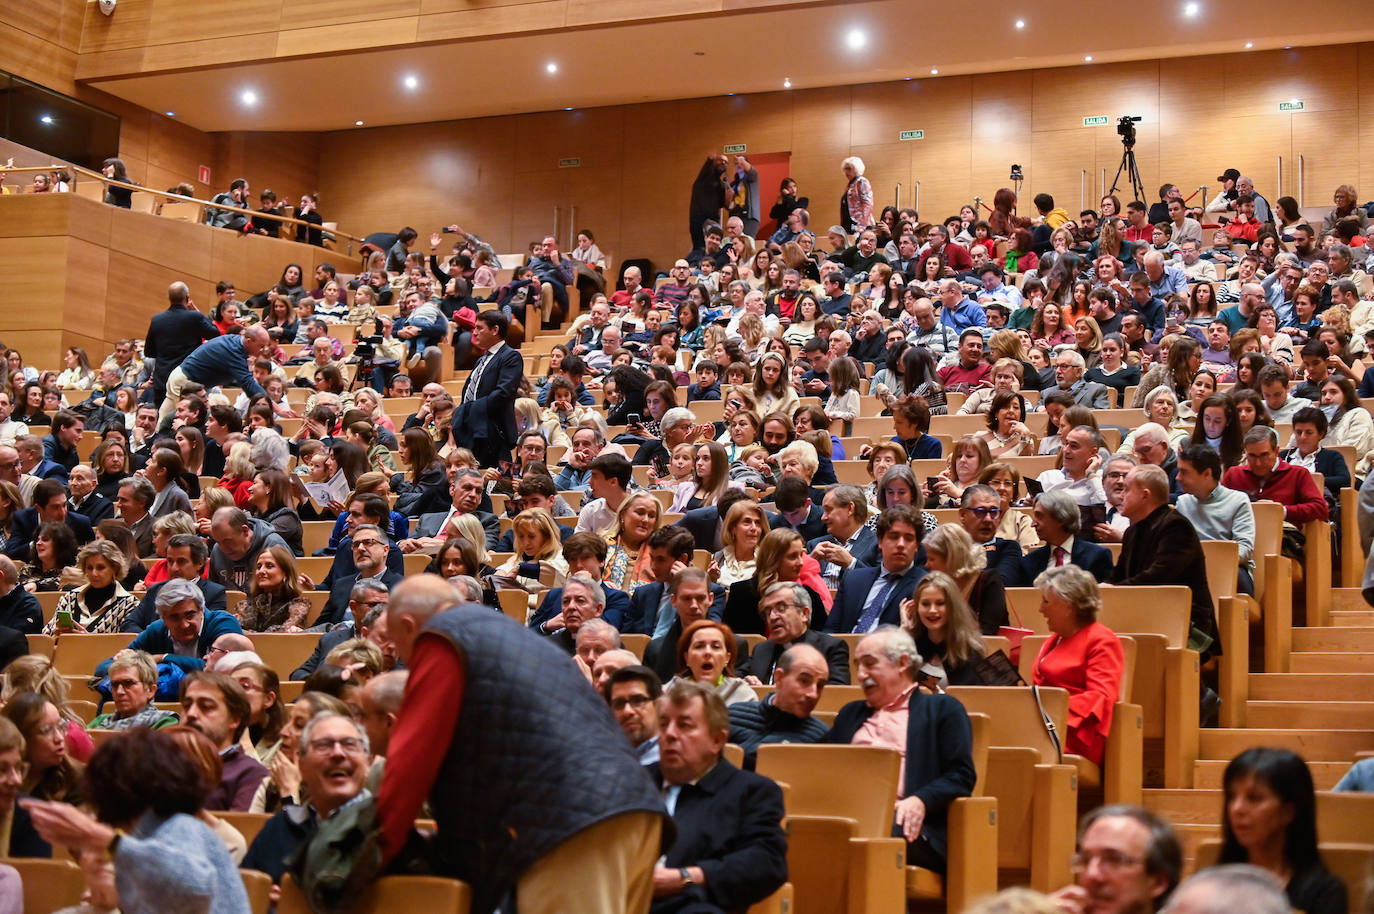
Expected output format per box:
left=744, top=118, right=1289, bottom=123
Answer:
left=929, top=436, right=993, bottom=508
left=2, top=655, right=94, bottom=763
left=602, top=493, right=661, bottom=593
left=217, top=441, right=257, bottom=509
left=0, top=481, right=21, bottom=559
left=493, top=508, right=569, bottom=614
left=709, top=499, right=767, bottom=587
left=449, top=514, right=493, bottom=567
left=900, top=570, right=986, bottom=688
left=353, top=386, right=396, bottom=433
left=922, top=523, right=1009, bottom=634
left=1073, top=316, right=1104, bottom=370
left=232, top=544, right=311, bottom=633
left=45, top=540, right=139, bottom=635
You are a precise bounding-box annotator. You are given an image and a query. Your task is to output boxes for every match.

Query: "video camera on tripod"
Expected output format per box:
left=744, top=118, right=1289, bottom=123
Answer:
left=1116, top=115, right=1142, bottom=146
left=1109, top=115, right=1145, bottom=203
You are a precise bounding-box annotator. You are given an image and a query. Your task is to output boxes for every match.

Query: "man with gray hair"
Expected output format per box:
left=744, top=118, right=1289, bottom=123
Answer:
left=1128, top=422, right=1182, bottom=499
left=1053, top=349, right=1112, bottom=408
left=0, top=554, right=42, bottom=633
left=1114, top=464, right=1220, bottom=668
left=742, top=582, right=849, bottom=685
left=243, top=711, right=371, bottom=886
left=1037, top=425, right=1108, bottom=507
left=1021, top=490, right=1115, bottom=584
left=809, top=484, right=878, bottom=587
left=1161, top=864, right=1289, bottom=914
left=95, top=576, right=245, bottom=678
left=124, top=532, right=226, bottom=633
left=823, top=625, right=976, bottom=873
left=549, top=572, right=606, bottom=656
left=116, top=475, right=157, bottom=557
left=575, top=618, right=621, bottom=670
left=291, top=579, right=393, bottom=681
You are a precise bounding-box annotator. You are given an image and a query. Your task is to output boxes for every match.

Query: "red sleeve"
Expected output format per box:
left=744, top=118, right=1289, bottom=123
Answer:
left=1283, top=467, right=1329, bottom=525
left=378, top=634, right=465, bottom=863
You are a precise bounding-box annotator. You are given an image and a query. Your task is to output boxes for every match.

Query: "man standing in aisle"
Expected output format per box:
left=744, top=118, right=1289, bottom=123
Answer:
left=144, top=281, right=220, bottom=408
left=453, top=310, right=523, bottom=469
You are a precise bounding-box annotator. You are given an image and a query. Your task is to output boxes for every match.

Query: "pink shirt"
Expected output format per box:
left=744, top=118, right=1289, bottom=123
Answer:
left=852, top=683, right=916, bottom=795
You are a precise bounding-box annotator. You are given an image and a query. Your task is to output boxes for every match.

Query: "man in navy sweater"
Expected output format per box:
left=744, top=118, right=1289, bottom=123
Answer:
left=158, top=325, right=269, bottom=430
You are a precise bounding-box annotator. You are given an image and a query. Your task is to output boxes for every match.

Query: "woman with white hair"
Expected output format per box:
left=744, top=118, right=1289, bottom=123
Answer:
left=840, top=156, right=874, bottom=233
left=249, top=427, right=291, bottom=473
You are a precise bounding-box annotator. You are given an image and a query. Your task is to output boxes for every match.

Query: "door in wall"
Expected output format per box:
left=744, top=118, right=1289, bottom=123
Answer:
left=741, top=151, right=792, bottom=240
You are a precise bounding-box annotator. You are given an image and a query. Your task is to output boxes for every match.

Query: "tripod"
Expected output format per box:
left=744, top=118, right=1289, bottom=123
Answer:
left=1110, top=142, right=1145, bottom=205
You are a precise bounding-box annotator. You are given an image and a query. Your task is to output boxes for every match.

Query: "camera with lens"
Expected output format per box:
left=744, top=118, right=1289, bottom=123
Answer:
left=1117, top=115, right=1142, bottom=143
left=351, top=335, right=384, bottom=361
left=1009, top=164, right=1023, bottom=182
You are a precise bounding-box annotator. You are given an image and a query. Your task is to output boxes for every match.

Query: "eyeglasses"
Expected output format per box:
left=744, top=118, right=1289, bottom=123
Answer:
left=764, top=602, right=807, bottom=617
left=205, top=645, right=227, bottom=656
left=353, top=539, right=384, bottom=549
left=1070, top=850, right=1143, bottom=873
left=33, top=722, right=63, bottom=739
left=610, top=695, right=654, bottom=712
left=109, top=679, right=144, bottom=691
left=965, top=507, right=1002, bottom=519
left=1104, top=470, right=1130, bottom=480
left=307, top=736, right=367, bottom=755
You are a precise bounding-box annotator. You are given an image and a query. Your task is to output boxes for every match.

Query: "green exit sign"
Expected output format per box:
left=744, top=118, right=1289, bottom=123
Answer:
left=1278, top=100, right=1304, bottom=112
left=899, top=129, right=924, bottom=141
left=1083, top=115, right=1109, bottom=127
left=723, top=143, right=747, bottom=154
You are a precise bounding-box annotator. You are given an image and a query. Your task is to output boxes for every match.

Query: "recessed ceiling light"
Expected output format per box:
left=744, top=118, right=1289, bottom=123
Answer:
left=1015, top=19, right=1025, bottom=28
left=240, top=89, right=258, bottom=106
left=563, top=107, right=573, bottom=111
left=783, top=77, right=792, bottom=88
left=1183, top=1, right=1199, bottom=15
left=846, top=28, right=866, bottom=50
left=39, top=115, right=53, bottom=125
left=930, top=68, right=939, bottom=74
left=546, top=62, right=558, bottom=74
left=402, top=74, right=418, bottom=90
left=354, top=120, right=364, bottom=126
left=1084, top=55, right=1094, bottom=62
left=164, top=111, right=176, bottom=117
left=1245, top=42, right=1254, bottom=48
left=904, top=76, right=913, bottom=81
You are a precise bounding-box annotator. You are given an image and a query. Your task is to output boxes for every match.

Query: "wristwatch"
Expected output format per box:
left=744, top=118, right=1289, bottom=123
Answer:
left=679, top=868, right=695, bottom=888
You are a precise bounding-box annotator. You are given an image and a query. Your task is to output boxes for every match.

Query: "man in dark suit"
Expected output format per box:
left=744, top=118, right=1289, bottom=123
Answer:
left=0, top=556, right=43, bottom=634
left=530, top=532, right=631, bottom=632
left=808, top=484, right=879, bottom=590
left=1114, top=464, right=1219, bottom=662
left=452, top=310, right=523, bottom=469
left=67, top=466, right=114, bottom=525
left=409, top=470, right=501, bottom=551
left=651, top=680, right=788, bottom=913
left=121, top=535, right=227, bottom=633
left=623, top=527, right=726, bottom=637
left=824, top=626, right=976, bottom=873
left=143, top=280, right=221, bottom=408
left=1018, top=489, right=1115, bottom=586
left=3, top=478, right=95, bottom=561
left=957, top=484, right=1024, bottom=584
left=643, top=568, right=734, bottom=683
left=825, top=505, right=926, bottom=634
left=767, top=476, right=827, bottom=543
left=15, top=436, right=69, bottom=484
left=317, top=525, right=404, bottom=628
left=292, top=587, right=396, bottom=680
left=742, top=582, right=849, bottom=684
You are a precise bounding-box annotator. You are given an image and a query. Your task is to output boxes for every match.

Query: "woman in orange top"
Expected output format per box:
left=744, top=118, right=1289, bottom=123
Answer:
left=1031, top=564, right=1125, bottom=766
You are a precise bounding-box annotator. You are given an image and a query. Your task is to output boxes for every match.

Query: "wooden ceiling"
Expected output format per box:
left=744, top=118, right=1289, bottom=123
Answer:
left=81, top=0, right=1374, bottom=132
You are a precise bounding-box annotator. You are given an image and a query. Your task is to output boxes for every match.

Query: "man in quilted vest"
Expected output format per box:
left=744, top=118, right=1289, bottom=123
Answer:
left=378, top=575, right=670, bottom=914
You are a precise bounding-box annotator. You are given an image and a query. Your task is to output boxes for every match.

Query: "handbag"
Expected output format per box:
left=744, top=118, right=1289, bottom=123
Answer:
left=998, top=588, right=1035, bottom=666
left=1031, top=683, right=1064, bottom=763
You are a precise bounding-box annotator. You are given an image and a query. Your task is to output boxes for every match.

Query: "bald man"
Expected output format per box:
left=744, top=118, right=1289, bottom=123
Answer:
left=158, top=325, right=269, bottom=430
left=379, top=576, right=668, bottom=914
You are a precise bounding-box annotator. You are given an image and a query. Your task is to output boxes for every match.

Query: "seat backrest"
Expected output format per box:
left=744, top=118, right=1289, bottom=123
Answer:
left=1003, top=586, right=1189, bottom=647
left=496, top=589, right=527, bottom=625
left=1201, top=539, right=1239, bottom=609
left=279, top=874, right=471, bottom=914
left=8, top=858, right=85, bottom=913
left=300, top=521, right=335, bottom=555
left=947, top=685, right=1070, bottom=765
left=1194, top=839, right=1371, bottom=912
left=52, top=632, right=135, bottom=677
left=250, top=634, right=318, bottom=679
left=756, top=744, right=900, bottom=837
left=221, top=812, right=273, bottom=848
left=241, top=868, right=273, bottom=914
left=723, top=743, right=744, bottom=768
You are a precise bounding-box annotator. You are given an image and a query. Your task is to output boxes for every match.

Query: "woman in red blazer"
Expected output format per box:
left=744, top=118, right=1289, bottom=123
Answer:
left=1031, top=565, right=1125, bottom=766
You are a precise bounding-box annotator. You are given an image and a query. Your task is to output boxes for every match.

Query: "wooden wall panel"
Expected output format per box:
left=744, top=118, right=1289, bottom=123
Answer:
left=0, top=0, right=84, bottom=92
left=278, top=0, right=421, bottom=31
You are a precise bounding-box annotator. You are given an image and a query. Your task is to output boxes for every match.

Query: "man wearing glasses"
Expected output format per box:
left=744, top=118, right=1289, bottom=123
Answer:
left=604, top=664, right=662, bottom=766
left=319, top=525, right=402, bottom=627
left=741, top=582, right=848, bottom=686
left=243, top=712, right=371, bottom=886
left=956, top=485, right=1024, bottom=586
left=1049, top=804, right=1183, bottom=914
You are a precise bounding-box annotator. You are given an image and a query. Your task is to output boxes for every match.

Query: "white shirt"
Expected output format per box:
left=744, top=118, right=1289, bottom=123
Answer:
left=575, top=497, right=619, bottom=537
left=1036, top=469, right=1106, bottom=505
left=0, top=419, right=27, bottom=448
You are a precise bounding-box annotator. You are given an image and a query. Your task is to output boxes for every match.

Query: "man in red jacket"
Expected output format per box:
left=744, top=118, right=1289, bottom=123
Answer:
left=1221, top=427, right=1328, bottom=526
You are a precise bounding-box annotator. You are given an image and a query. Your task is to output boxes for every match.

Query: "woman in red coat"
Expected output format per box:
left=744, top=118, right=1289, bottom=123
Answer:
left=1031, top=564, right=1125, bottom=766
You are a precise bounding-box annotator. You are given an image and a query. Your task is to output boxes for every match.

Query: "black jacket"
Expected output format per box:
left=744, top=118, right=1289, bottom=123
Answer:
left=621, top=580, right=726, bottom=637
left=1112, top=503, right=1219, bottom=658
left=727, top=694, right=832, bottom=770
left=740, top=629, right=850, bottom=684
left=144, top=305, right=220, bottom=394
left=71, top=492, right=115, bottom=525
left=723, top=577, right=826, bottom=636
left=649, top=759, right=788, bottom=913
left=825, top=688, right=976, bottom=860
left=3, top=509, right=94, bottom=561
left=766, top=504, right=827, bottom=543
left=0, top=585, right=43, bottom=634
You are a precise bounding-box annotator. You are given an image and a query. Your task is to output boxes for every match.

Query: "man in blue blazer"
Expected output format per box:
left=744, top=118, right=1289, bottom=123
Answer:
left=825, top=505, right=927, bottom=634
left=1017, top=489, right=1115, bottom=585
left=2, top=478, right=95, bottom=561
left=530, top=532, right=631, bottom=632
left=451, top=310, right=524, bottom=468
left=824, top=626, right=976, bottom=872
left=958, top=485, right=1026, bottom=584
left=621, top=526, right=725, bottom=637
left=807, top=484, right=879, bottom=589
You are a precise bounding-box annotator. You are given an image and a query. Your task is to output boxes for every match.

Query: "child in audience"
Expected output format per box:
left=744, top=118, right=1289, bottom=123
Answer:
left=538, top=377, right=590, bottom=448
left=687, top=360, right=722, bottom=402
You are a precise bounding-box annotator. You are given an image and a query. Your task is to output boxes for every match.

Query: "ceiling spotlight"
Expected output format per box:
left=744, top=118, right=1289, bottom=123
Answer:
left=402, top=74, right=418, bottom=90
left=164, top=111, right=176, bottom=117
left=930, top=68, right=939, bottom=74
left=546, top=62, right=558, bottom=74
left=1245, top=41, right=1254, bottom=48
left=783, top=77, right=792, bottom=88
left=1183, top=1, right=1199, bottom=15
left=240, top=89, right=258, bottom=106
left=1015, top=19, right=1025, bottom=28
left=1084, top=55, right=1094, bottom=62
left=563, top=107, right=573, bottom=111
left=846, top=28, right=866, bottom=50
left=39, top=115, right=53, bottom=125
left=354, top=120, right=364, bottom=126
